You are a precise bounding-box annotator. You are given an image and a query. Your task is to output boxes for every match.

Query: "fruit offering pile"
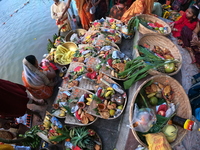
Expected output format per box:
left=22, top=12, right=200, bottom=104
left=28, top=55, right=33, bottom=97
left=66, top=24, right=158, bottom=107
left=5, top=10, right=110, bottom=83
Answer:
left=142, top=43, right=179, bottom=73
left=38, top=112, right=63, bottom=144
left=52, top=87, right=97, bottom=125
left=133, top=80, right=178, bottom=144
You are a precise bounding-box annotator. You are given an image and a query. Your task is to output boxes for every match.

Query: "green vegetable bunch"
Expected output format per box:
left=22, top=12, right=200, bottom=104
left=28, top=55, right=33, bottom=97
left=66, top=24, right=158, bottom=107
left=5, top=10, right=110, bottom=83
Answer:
left=70, top=127, right=95, bottom=149
left=20, top=125, right=41, bottom=148
left=118, top=46, right=179, bottom=89
left=127, top=16, right=140, bottom=33
left=49, top=126, right=70, bottom=142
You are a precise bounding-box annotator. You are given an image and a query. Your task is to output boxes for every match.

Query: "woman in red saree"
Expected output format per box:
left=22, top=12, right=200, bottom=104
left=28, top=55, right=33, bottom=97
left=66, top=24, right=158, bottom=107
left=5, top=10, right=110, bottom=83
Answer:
left=121, top=0, right=154, bottom=23
left=0, top=79, right=43, bottom=121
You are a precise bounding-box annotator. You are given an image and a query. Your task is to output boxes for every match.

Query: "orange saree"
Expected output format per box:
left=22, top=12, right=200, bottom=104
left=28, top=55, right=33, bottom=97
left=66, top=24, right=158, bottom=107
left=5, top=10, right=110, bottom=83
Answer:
left=22, top=72, right=53, bottom=100
left=75, top=0, right=93, bottom=30
left=121, top=0, right=154, bottom=23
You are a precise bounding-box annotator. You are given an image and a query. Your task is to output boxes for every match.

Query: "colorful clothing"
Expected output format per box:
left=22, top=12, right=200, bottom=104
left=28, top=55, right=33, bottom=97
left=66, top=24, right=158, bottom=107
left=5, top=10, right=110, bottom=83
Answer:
left=51, top=1, right=71, bottom=32
left=22, top=58, right=54, bottom=100
left=75, top=0, right=94, bottom=30
left=0, top=79, right=29, bottom=118
left=109, top=4, right=127, bottom=20
left=172, top=13, right=198, bottom=38
left=121, top=0, right=154, bottom=23
left=181, top=26, right=200, bottom=65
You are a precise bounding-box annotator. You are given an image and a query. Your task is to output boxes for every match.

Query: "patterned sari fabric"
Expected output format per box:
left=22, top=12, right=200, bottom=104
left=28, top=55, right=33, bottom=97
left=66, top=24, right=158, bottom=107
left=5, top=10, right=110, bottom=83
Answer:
left=75, top=0, right=93, bottom=30
left=22, top=58, right=54, bottom=100
left=22, top=73, right=53, bottom=100
left=0, top=79, right=29, bottom=118
left=109, top=4, right=127, bottom=20
left=121, top=0, right=154, bottom=23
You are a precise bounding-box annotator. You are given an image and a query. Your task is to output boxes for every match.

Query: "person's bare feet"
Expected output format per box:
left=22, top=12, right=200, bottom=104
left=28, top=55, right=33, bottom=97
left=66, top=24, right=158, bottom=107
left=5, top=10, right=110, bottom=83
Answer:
left=32, top=99, right=48, bottom=106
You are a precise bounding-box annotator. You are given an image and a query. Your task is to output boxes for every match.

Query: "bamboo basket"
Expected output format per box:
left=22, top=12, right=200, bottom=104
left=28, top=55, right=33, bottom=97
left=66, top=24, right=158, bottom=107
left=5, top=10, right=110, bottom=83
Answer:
left=129, top=75, right=192, bottom=148
left=62, top=42, right=78, bottom=52
left=87, top=75, right=127, bottom=120
left=137, top=34, right=182, bottom=76
left=62, top=62, right=97, bottom=91
left=137, top=14, right=171, bottom=36
left=65, top=29, right=87, bottom=42
left=62, top=127, right=103, bottom=150
left=54, top=42, right=78, bottom=65
left=62, top=86, right=98, bottom=126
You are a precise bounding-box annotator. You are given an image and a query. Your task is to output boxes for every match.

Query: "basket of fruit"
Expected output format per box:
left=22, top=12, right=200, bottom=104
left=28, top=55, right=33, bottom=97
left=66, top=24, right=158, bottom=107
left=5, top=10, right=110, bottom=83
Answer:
left=53, top=86, right=98, bottom=126
left=137, top=34, right=182, bottom=76
left=129, top=74, right=192, bottom=148
left=128, top=14, right=171, bottom=36
left=86, top=75, right=127, bottom=119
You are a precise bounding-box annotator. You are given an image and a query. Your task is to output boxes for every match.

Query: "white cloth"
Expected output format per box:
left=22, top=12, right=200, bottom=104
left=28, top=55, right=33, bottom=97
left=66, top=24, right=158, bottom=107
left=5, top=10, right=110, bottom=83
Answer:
left=51, top=1, right=67, bottom=20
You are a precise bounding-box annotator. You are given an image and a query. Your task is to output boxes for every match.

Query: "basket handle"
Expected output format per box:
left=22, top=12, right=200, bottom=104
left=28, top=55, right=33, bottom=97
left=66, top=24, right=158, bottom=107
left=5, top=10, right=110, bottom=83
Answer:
left=58, top=22, right=68, bottom=37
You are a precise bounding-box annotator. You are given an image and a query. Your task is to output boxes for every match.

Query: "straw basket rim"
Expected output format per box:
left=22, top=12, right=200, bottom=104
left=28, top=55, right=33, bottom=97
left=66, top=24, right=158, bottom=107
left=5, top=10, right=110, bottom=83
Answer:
left=129, top=74, right=191, bottom=148
left=65, top=28, right=87, bottom=42
left=137, top=33, right=182, bottom=76
left=54, top=42, right=78, bottom=65
left=137, top=14, right=171, bottom=36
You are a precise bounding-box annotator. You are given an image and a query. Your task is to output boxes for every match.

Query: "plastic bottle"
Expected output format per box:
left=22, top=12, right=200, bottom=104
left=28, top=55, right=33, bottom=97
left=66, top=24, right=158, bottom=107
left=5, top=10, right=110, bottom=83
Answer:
left=171, top=115, right=199, bottom=131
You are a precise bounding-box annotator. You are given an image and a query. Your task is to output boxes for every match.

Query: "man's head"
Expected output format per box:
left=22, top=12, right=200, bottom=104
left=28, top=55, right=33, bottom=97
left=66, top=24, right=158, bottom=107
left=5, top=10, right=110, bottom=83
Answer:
left=53, top=0, right=59, bottom=5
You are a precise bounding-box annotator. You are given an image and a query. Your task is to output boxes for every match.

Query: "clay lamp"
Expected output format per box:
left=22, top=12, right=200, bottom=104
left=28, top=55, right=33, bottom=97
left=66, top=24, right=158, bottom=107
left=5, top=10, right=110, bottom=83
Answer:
left=87, top=67, right=94, bottom=73
left=77, top=102, right=86, bottom=109
left=97, top=103, right=106, bottom=111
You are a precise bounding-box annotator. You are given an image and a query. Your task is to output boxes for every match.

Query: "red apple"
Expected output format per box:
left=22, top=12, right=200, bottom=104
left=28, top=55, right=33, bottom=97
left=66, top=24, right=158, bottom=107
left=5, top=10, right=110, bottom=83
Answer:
left=157, top=110, right=166, bottom=117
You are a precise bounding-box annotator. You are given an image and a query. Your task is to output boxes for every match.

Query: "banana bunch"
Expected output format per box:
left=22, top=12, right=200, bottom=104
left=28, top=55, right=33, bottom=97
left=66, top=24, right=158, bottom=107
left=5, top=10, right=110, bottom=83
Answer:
left=102, top=87, right=115, bottom=99
left=43, top=115, right=51, bottom=130
left=59, top=107, right=67, bottom=117
left=86, top=94, right=93, bottom=105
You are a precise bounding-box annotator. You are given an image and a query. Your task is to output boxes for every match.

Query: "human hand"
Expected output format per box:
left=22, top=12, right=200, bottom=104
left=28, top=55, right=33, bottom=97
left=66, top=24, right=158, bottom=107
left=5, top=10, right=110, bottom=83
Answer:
left=169, top=22, right=174, bottom=28
left=44, top=61, right=50, bottom=67
left=192, top=33, right=198, bottom=41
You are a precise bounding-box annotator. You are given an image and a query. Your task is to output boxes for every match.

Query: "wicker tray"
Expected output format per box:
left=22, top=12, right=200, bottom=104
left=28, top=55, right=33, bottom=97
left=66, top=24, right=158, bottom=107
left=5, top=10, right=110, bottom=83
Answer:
left=137, top=14, right=171, bottom=36
left=62, top=62, right=97, bottom=91
left=54, top=42, right=78, bottom=65
left=129, top=74, right=192, bottom=148
left=137, top=34, right=182, bottom=76
left=65, top=29, right=87, bottom=42
left=60, top=86, right=98, bottom=126
left=63, top=127, right=102, bottom=150
left=87, top=75, right=127, bottom=120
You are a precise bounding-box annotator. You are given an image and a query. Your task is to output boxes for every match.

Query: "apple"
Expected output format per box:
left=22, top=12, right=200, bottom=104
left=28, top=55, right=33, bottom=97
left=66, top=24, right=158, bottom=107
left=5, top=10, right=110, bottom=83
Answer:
left=157, top=110, right=166, bottom=117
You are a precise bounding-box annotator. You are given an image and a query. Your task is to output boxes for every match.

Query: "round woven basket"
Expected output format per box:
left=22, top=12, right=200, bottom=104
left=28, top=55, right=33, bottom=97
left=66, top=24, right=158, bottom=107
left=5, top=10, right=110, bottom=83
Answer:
left=137, top=14, right=171, bottom=36
left=137, top=34, right=182, bottom=76
left=62, top=42, right=78, bottom=51
left=129, top=75, right=192, bottom=148
left=65, top=29, right=87, bottom=42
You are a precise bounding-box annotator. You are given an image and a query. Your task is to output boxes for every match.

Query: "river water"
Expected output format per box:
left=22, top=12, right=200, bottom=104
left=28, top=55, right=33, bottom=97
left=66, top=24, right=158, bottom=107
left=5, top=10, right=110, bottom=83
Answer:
left=0, top=0, right=58, bottom=84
